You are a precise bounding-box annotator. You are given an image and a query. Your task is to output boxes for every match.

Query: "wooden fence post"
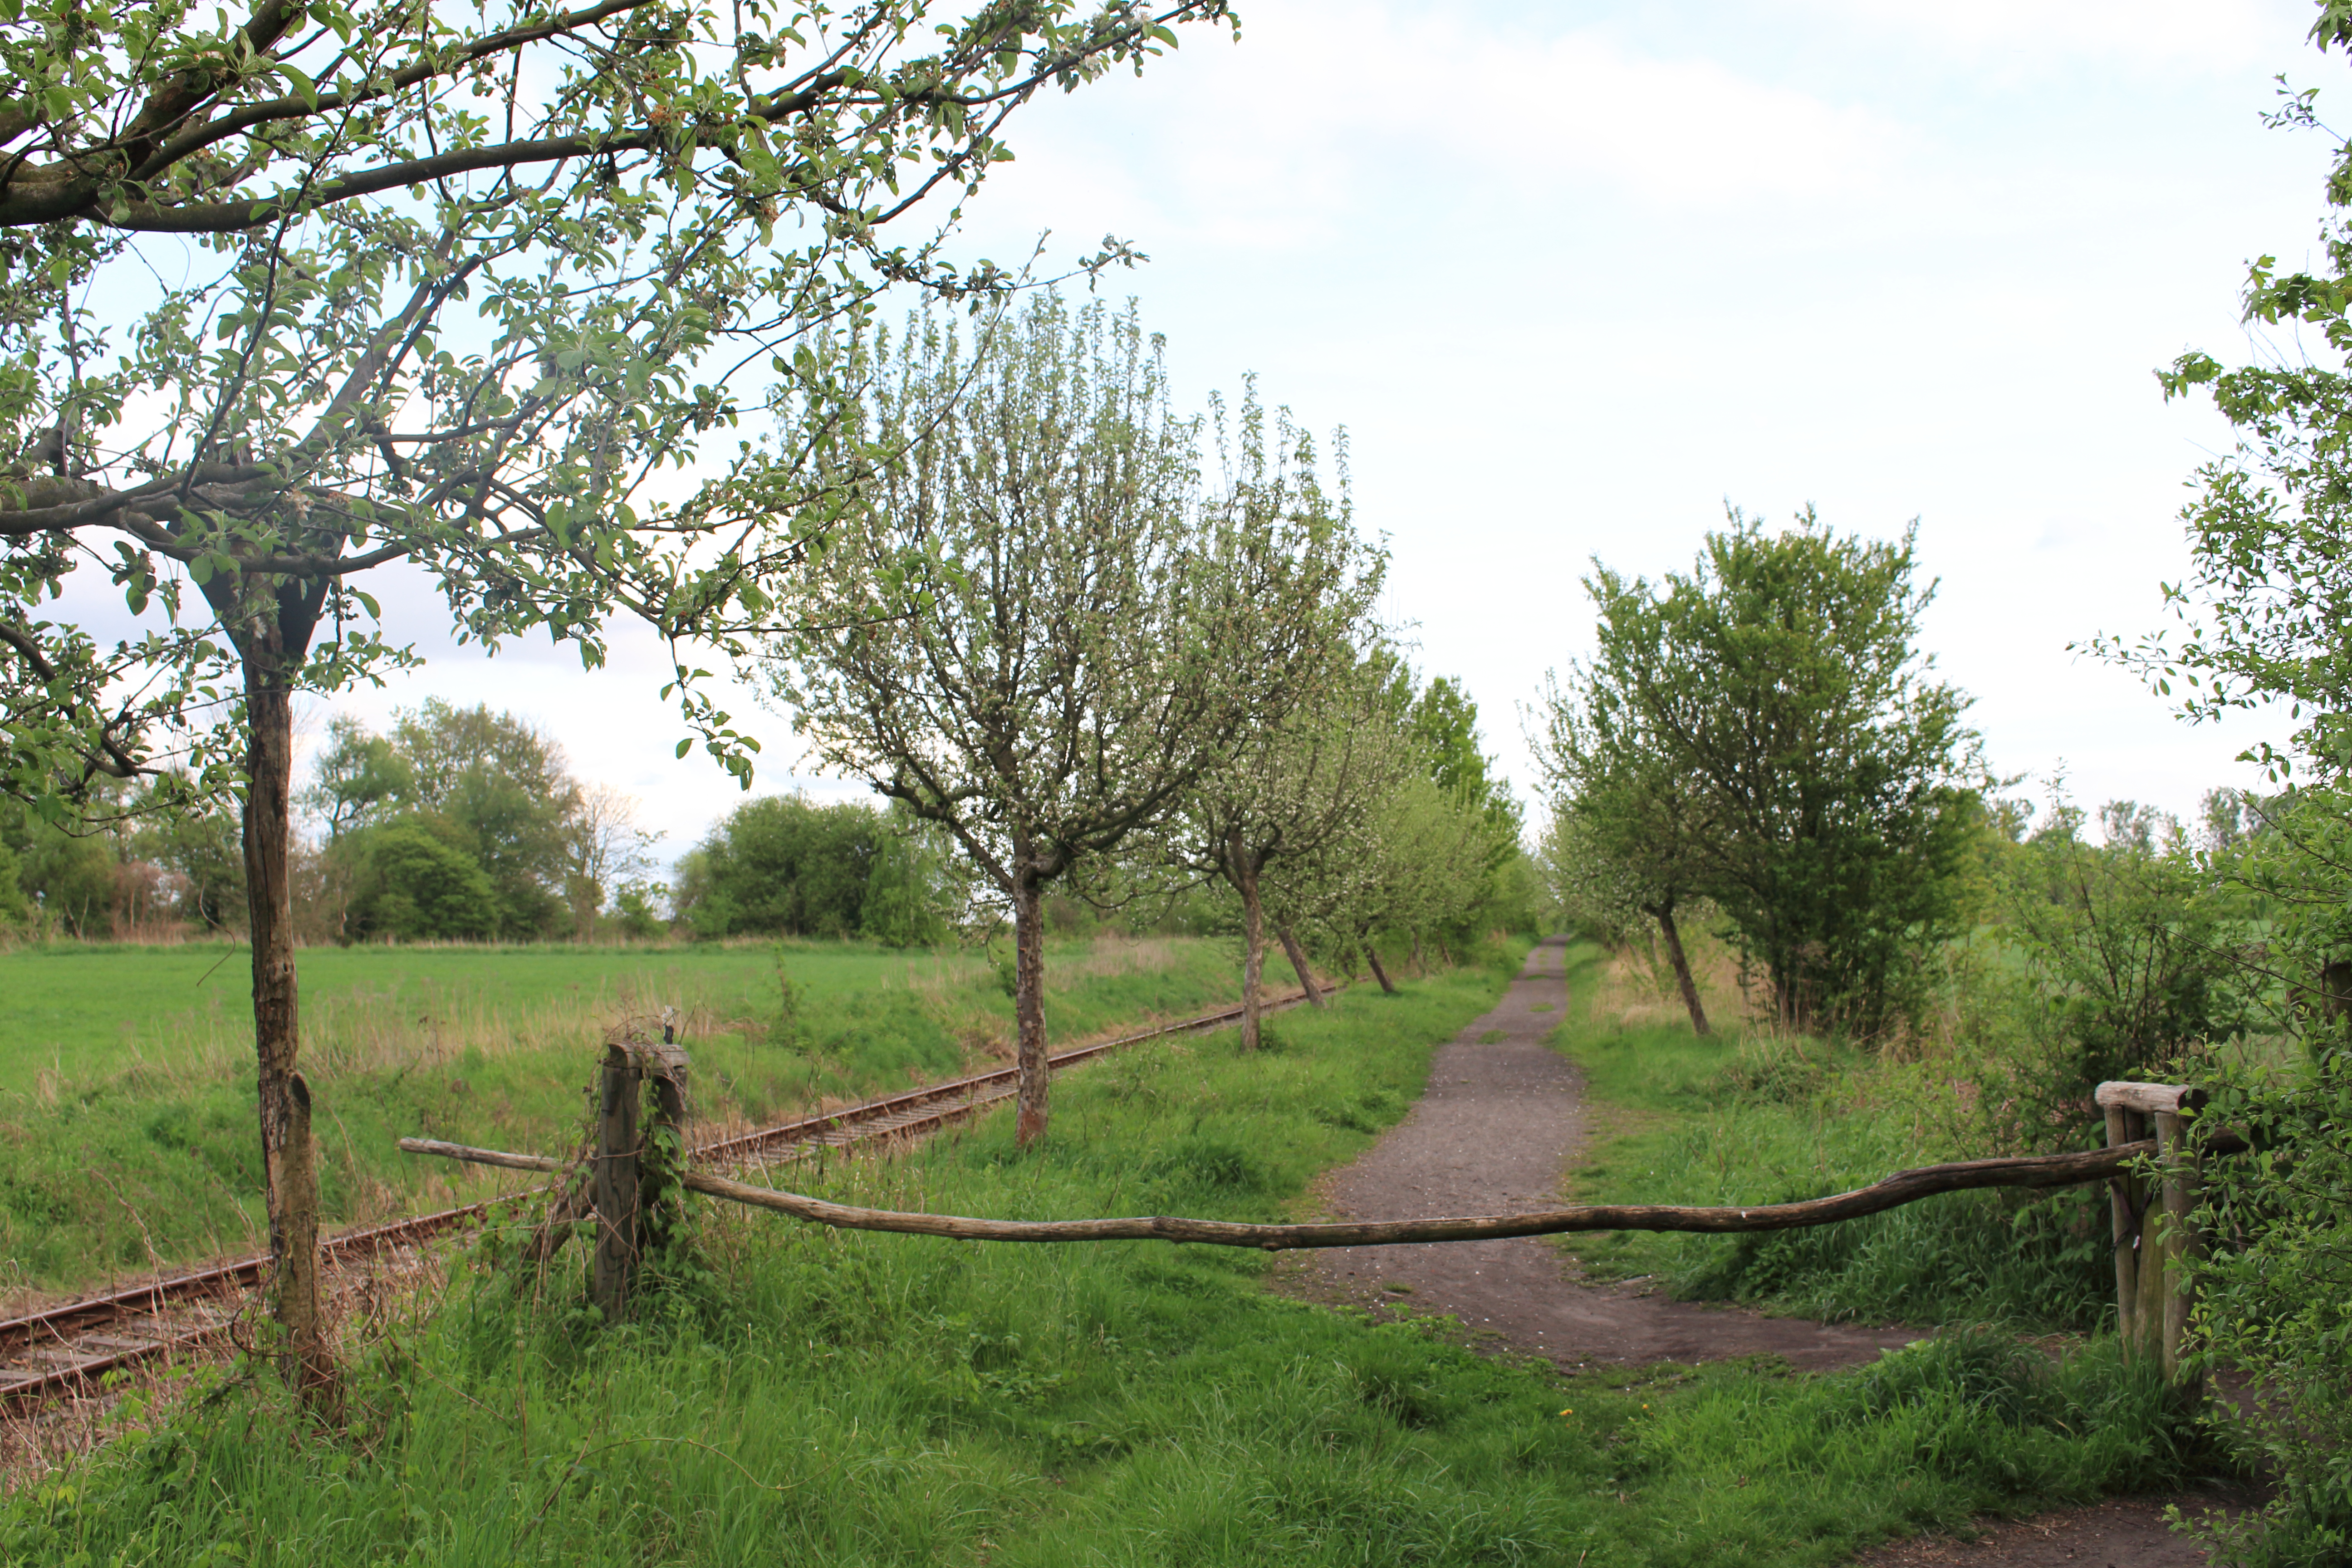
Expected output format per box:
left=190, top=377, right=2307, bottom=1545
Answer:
left=2095, top=1081, right=2205, bottom=1387
left=2102, top=1100, right=2147, bottom=1353
left=591, top=1041, right=642, bottom=1323
left=2154, top=1107, right=2205, bottom=1392
left=637, top=1018, right=690, bottom=1250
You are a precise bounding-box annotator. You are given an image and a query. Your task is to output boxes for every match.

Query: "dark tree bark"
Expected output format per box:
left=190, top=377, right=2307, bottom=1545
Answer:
left=1231, top=833, right=1267, bottom=1052
left=219, top=573, right=336, bottom=1405
left=1362, top=941, right=1396, bottom=994
left=1649, top=903, right=1711, bottom=1037
left=1012, top=865, right=1050, bottom=1146
left=1275, top=925, right=1324, bottom=1008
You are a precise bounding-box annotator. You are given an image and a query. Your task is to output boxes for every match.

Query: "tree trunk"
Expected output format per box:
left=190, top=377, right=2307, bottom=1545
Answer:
left=1652, top=905, right=1710, bottom=1038
left=1276, top=925, right=1325, bottom=1007
left=1362, top=941, right=1395, bottom=994
left=1012, top=869, right=1050, bottom=1146
left=1409, top=932, right=1424, bottom=975
left=1234, top=838, right=1266, bottom=1052
left=242, top=654, right=335, bottom=1403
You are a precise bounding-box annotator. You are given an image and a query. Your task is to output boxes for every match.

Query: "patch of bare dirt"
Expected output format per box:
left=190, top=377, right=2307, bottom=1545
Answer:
left=1848, top=1492, right=2259, bottom=1568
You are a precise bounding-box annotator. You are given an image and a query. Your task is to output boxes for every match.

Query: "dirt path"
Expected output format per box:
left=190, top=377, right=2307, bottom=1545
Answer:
left=1303, top=936, right=1914, bottom=1370
left=1295, top=938, right=2235, bottom=1565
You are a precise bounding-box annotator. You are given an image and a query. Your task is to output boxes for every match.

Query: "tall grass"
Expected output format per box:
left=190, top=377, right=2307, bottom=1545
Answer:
left=1558, top=944, right=2115, bottom=1331
left=0, top=941, right=2214, bottom=1568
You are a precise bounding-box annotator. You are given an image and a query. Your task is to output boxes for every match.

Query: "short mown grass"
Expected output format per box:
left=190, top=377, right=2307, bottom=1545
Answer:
left=0, top=941, right=2218, bottom=1567
left=0, top=936, right=1247, bottom=1295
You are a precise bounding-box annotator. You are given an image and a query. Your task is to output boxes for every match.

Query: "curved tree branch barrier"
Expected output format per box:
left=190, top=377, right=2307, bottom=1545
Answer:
left=399, top=1133, right=2221, bottom=1250
left=401, top=1075, right=2235, bottom=1384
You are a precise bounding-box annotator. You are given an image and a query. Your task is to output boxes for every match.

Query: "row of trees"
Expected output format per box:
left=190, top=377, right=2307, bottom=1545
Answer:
left=768, top=294, right=1528, bottom=1142
left=1, top=0, right=1243, bottom=1396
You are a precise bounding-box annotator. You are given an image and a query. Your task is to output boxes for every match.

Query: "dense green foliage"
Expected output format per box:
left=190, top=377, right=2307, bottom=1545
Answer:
left=672, top=794, right=957, bottom=945
left=0, top=785, right=244, bottom=938
left=343, top=821, right=501, bottom=942
left=0, top=950, right=2210, bottom=1568
left=309, top=701, right=659, bottom=944
left=1546, top=510, right=1986, bottom=1039
left=2083, top=20, right=2352, bottom=1555
left=2183, top=1054, right=2352, bottom=1565
left=1969, top=795, right=2254, bottom=1152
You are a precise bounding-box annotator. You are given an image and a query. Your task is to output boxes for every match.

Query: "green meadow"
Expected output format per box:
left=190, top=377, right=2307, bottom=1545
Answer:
left=2, top=942, right=2222, bottom=1568
left=0, top=936, right=1248, bottom=1295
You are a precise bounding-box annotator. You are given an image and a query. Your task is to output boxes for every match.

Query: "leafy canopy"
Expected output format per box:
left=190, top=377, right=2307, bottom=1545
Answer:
left=0, top=0, right=1235, bottom=818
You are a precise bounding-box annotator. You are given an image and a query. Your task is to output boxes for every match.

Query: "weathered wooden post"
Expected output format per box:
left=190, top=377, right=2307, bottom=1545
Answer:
left=2101, top=1093, right=2147, bottom=1353
left=637, top=1016, right=691, bottom=1254
left=2154, top=1102, right=2205, bottom=1390
left=588, top=1018, right=692, bottom=1323
left=2094, top=1080, right=2204, bottom=1387
left=591, top=1040, right=642, bottom=1323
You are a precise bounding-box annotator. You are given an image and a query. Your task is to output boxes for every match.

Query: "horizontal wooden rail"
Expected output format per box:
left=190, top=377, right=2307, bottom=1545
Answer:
left=2094, top=1080, right=2203, bottom=1115
left=399, top=1134, right=2211, bottom=1252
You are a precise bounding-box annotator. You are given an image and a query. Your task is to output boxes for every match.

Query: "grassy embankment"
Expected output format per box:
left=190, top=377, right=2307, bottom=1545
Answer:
left=0, top=936, right=1246, bottom=1295
left=4, top=942, right=2211, bottom=1567
left=1553, top=936, right=2137, bottom=1332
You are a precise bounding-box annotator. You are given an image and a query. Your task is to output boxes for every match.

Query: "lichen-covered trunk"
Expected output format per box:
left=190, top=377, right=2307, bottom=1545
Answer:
left=1012, top=869, right=1050, bottom=1146
left=1654, top=906, right=1711, bottom=1038
left=1234, top=836, right=1265, bottom=1053
left=242, top=656, right=334, bottom=1403
left=1276, top=925, right=1324, bottom=1008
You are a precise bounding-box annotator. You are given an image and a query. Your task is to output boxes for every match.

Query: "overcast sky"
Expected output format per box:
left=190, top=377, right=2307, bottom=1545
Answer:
left=288, top=0, right=2342, bottom=861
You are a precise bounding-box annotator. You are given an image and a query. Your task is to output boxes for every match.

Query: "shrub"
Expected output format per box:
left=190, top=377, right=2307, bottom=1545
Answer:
left=2180, top=1054, right=2352, bottom=1566
left=345, top=822, right=499, bottom=941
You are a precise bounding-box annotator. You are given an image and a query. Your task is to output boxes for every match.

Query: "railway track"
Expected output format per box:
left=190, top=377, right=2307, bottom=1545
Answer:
left=0, top=986, right=1316, bottom=1411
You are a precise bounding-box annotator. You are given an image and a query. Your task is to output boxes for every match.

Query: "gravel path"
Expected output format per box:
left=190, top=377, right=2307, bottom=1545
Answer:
left=1304, top=935, right=1914, bottom=1370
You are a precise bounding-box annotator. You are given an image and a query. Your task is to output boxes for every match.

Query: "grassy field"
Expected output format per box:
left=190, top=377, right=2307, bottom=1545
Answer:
left=0, top=941, right=2218, bottom=1567
left=1553, top=941, right=2117, bottom=1332
left=0, top=936, right=1254, bottom=1297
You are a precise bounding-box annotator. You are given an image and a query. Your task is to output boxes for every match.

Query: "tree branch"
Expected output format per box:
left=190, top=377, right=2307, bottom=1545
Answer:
left=401, top=1133, right=2248, bottom=1250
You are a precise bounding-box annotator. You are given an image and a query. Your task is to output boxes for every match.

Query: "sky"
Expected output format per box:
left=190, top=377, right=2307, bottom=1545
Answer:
left=260, top=0, right=2346, bottom=861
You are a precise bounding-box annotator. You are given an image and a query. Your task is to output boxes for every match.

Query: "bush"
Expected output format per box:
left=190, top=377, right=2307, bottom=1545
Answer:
left=345, top=822, right=499, bottom=941
left=674, top=794, right=960, bottom=941
left=2180, top=1054, right=2352, bottom=1566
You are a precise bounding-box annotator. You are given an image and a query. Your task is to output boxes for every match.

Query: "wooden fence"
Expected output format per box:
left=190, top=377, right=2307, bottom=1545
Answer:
left=403, top=1061, right=2226, bottom=1382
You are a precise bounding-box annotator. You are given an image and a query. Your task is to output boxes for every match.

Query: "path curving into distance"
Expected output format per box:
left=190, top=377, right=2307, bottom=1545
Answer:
left=1304, top=936, right=1916, bottom=1372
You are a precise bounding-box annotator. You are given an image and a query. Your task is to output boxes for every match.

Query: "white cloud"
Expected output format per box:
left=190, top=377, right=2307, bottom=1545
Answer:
left=978, top=2, right=1905, bottom=255
left=1791, top=0, right=2303, bottom=73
